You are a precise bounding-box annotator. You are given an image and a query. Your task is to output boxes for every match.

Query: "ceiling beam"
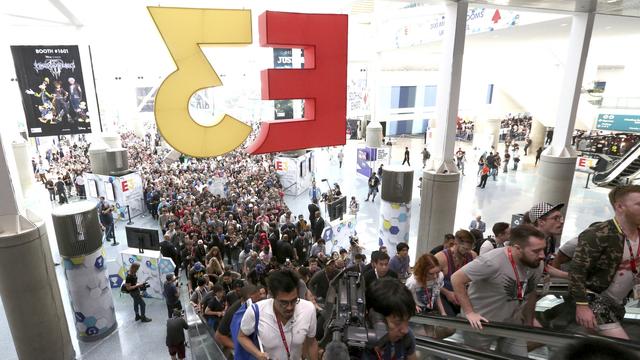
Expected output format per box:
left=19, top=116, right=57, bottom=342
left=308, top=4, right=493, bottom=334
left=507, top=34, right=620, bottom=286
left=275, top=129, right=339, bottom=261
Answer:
left=49, top=0, right=83, bottom=28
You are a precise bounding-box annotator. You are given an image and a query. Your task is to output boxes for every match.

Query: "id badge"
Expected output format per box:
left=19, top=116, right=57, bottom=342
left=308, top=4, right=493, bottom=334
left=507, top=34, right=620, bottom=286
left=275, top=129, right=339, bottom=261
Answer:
left=634, top=277, right=640, bottom=300
left=542, top=274, right=551, bottom=296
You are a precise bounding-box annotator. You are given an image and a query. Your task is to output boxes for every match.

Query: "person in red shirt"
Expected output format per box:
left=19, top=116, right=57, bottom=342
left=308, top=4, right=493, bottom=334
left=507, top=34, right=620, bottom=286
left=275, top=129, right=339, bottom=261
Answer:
left=477, top=165, right=490, bottom=189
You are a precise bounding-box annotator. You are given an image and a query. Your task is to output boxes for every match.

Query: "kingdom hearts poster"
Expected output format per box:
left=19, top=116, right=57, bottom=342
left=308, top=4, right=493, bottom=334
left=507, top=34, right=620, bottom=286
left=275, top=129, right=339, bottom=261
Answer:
left=11, top=45, right=92, bottom=137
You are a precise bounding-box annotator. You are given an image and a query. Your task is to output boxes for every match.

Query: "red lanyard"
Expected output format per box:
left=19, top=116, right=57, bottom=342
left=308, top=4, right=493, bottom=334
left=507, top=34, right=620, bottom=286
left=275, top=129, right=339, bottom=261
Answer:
left=277, top=319, right=290, bottom=360
left=507, top=248, right=523, bottom=301
left=613, top=219, right=640, bottom=274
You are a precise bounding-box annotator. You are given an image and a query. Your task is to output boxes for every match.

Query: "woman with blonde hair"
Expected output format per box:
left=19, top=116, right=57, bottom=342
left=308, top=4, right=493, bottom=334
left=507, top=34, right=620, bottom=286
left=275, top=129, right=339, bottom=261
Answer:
left=206, top=246, right=224, bottom=278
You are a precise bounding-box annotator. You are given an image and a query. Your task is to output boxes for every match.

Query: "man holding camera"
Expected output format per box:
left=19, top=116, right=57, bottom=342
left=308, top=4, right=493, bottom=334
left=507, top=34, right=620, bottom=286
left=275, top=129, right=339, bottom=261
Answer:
left=125, top=262, right=152, bottom=323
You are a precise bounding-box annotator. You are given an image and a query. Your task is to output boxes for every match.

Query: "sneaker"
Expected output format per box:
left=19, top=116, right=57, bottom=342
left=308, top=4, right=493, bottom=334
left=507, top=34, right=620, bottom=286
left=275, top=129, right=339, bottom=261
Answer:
left=135, top=315, right=141, bottom=321
left=141, top=317, right=152, bottom=323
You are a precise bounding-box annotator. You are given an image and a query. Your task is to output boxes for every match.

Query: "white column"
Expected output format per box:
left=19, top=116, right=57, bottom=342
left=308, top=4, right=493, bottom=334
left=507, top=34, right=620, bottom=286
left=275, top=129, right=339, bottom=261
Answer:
left=546, top=12, right=595, bottom=158
left=534, top=12, right=595, bottom=210
left=429, top=0, right=468, bottom=174
left=11, top=141, right=35, bottom=197
left=417, top=1, right=468, bottom=256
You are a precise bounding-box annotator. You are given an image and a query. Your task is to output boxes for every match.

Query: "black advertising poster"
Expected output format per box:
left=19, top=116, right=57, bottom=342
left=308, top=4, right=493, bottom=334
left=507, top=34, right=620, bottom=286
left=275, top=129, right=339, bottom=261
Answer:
left=11, top=45, right=92, bottom=137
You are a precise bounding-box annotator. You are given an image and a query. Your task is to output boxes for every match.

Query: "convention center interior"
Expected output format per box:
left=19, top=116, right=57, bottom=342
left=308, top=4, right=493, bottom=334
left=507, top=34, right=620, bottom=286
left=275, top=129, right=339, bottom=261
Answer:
left=3, top=0, right=640, bottom=359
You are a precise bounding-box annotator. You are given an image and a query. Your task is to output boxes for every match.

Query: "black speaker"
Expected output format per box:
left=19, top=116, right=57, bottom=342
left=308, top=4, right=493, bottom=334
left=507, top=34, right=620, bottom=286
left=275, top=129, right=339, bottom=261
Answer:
left=381, top=168, right=413, bottom=203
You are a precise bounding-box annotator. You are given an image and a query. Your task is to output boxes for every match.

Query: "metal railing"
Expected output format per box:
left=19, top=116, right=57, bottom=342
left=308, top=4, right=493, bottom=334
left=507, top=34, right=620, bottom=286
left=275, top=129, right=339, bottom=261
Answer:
left=410, top=314, right=640, bottom=355
left=415, top=335, right=528, bottom=360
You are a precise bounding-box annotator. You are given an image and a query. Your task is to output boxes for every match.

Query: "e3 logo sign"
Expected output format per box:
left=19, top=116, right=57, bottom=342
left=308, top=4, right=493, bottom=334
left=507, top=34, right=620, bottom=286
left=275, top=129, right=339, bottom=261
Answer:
left=148, top=8, right=348, bottom=158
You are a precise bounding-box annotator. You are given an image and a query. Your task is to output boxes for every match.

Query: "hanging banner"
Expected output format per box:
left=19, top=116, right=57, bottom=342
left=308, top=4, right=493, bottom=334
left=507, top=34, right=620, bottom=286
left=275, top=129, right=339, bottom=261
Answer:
left=11, top=45, right=92, bottom=137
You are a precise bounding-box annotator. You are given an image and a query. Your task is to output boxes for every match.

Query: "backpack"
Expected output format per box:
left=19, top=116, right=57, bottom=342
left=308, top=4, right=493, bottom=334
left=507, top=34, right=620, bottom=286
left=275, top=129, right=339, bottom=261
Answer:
left=231, top=302, right=260, bottom=360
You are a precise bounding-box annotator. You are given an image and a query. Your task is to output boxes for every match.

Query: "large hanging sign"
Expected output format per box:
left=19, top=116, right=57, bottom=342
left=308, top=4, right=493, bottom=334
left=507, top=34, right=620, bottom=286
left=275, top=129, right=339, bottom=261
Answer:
left=11, top=45, right=92, bottom=137
left=149, top=8, right=348, bottom=158
left=596, top=114, right=640, bottom=133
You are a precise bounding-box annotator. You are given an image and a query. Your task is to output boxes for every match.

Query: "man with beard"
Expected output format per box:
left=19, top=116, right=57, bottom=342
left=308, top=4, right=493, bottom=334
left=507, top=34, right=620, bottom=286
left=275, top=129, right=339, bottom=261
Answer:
left=452, top=225, right=546, bottom=357
left=571, top=185, right=640, bottom=340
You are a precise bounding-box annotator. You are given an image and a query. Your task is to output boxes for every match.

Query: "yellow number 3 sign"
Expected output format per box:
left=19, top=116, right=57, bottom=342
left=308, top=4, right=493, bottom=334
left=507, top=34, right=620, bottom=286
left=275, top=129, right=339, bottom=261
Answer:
left=148, top=7, right=253, bottom=158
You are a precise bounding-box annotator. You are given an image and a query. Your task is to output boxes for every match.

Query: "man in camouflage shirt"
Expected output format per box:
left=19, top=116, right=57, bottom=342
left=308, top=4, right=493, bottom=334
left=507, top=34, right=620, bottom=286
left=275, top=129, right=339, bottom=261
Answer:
left=570, top=185, right=640, bottom=339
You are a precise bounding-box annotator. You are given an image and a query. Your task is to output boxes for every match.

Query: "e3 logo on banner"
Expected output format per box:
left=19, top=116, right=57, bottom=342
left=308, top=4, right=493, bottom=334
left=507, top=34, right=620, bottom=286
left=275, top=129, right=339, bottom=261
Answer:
left=148, top=8, right=348, bottom=158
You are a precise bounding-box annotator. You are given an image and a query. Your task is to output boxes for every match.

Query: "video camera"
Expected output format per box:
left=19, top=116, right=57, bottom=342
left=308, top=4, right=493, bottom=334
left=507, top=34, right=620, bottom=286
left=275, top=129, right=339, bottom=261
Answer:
left=139, top=281, right=150, bottom=291
left=319, top=270, right=388, bottom=358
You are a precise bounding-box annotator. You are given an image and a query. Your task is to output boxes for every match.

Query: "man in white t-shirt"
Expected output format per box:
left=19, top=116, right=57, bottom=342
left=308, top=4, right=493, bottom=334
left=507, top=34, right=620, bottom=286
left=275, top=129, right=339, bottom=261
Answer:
left=452, top=224, right=546, bottom=357
left=239, top=269, right=318, bottom=360
left=479, top=222, right=510, bottom=256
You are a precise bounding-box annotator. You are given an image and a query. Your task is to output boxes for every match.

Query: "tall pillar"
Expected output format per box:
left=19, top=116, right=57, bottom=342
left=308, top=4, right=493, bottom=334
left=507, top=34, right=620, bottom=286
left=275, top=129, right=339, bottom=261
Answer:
left=378, top=166, right=413, bottom=257
left=534, top=11, right=595, bottom=211
left=102, top=133, right=122, bottom=149
left=52, top=202, right=118, bottom=341
left=0, top=133, right=75, bottom=359
left=11, top=140, right=35, bottom=196
left=366, top=121, right=383, bottom=148
left=417, top=1, right=467, bottom=256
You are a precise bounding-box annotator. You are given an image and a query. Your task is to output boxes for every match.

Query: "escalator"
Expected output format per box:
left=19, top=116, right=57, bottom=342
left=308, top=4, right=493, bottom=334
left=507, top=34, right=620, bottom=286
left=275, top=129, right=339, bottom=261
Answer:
left=410, top=314, right=640, bottom=359
left=593, top=141, right=640, bottom=186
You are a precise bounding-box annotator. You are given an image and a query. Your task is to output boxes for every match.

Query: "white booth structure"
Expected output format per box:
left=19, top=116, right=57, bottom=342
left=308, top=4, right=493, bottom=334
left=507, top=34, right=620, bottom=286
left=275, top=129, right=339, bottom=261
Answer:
left=83, top=172, right=145, bottom=219
left=117, top=249, right=176, bottom=300
left=274, top=152, right=315, bottom=196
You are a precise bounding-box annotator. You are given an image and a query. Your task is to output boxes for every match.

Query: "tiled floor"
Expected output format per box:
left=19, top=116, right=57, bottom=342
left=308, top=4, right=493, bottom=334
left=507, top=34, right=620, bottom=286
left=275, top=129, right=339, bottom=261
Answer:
left=0, top=137, right=617, bottom=359
left=285, top=137, right=613, bottom=262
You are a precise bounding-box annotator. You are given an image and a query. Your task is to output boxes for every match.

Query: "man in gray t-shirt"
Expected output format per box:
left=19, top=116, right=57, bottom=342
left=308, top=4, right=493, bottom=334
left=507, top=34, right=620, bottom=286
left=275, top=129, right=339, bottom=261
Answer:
left=452, top=225, right=546, bottom=357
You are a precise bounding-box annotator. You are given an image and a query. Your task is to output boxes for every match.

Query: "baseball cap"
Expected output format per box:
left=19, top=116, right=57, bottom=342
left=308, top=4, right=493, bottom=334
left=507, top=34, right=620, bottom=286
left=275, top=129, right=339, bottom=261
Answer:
left=529, top=202, right=564, bottom=224
left=193, top=262, right=204, bottom=272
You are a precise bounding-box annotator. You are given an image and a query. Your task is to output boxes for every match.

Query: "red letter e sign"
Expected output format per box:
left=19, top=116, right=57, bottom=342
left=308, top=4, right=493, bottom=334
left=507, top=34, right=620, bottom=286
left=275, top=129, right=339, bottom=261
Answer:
left=246, top=12, right=348, bottom=154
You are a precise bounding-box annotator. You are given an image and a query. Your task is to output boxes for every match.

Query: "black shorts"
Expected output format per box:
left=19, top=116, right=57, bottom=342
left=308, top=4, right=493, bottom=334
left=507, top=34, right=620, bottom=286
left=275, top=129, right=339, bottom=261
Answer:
left=586, top=293, right=626, bottom=329
left=168, top=342, right=186, bottom=358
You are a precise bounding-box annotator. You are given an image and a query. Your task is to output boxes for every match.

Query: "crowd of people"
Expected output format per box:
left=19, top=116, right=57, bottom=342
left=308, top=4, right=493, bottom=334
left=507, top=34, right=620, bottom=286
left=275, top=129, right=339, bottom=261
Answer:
left=36, top=131, right=640, bottom=359
left=456, top=118, right=475, bottom=142
left=499, top=115, right=532, bottom=142
left=575, top=131, right=640, bottom=157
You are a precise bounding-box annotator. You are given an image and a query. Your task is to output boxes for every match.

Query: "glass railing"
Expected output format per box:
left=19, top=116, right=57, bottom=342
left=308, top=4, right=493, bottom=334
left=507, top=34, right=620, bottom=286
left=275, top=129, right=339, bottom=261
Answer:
left=601, top=97, right=640, bottom=109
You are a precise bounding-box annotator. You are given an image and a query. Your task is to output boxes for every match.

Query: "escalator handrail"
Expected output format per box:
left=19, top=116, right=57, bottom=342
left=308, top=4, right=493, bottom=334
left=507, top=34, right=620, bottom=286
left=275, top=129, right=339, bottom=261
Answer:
left=593, top=141, right=640, bottom=185
left=414, top=335, right=529, bottom=360
left=184, top=303, right=229, bottom=360
left=410, top=314, right=640, bottom=353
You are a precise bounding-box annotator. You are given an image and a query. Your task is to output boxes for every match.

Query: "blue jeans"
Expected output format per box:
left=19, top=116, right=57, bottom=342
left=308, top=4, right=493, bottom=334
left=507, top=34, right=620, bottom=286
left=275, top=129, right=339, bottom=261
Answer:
left=104, top=222, right=115, bottom=241
left=207, top=317, right=219, bottom=331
